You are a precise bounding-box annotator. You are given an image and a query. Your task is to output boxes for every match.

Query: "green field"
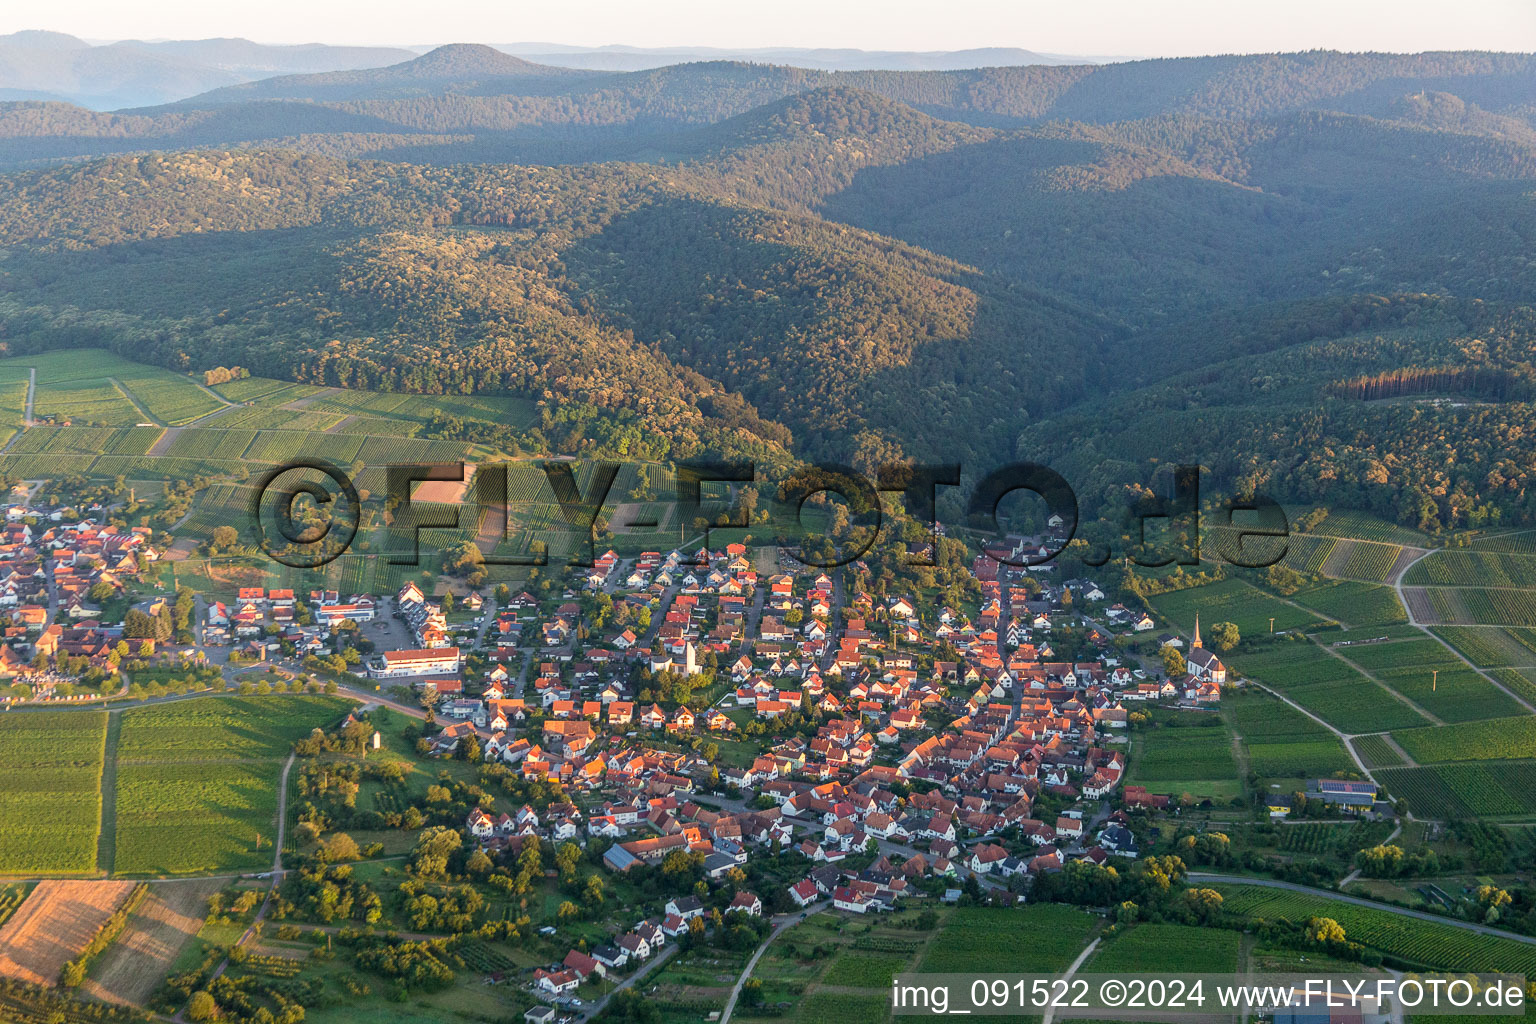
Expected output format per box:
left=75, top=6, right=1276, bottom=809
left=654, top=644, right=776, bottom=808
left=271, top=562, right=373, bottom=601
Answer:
left=1392, top=716, right=1536, bottom=764
left=1377, top=761, right=1536, bottom=819
left=1296, top=509, right=1428, bottom=546
left=1285, top=580, right=1406, bottom=627
left=1349, top=734, right=1404, bottom=769
left=1088, top=923, right=1241, bottom=971
left=1149, top=578, right=1326, bottom=639
left=112, top=695, right=352, bottom=875
left=1129, top=720, right=1239, bottom=797
left=1404, top=551, right=1536, bottom=588
left=919, top=904, right=1097, bottom=974
left=1233, top=640, right=1431, bottom=733
left=1433, top=626, right=1536, bottom=667
left=0, top=711, right=107, bottom=874
left=1225, top=692, right=1356, bottom=778
left=1217, top=884, right=1536, bottom=974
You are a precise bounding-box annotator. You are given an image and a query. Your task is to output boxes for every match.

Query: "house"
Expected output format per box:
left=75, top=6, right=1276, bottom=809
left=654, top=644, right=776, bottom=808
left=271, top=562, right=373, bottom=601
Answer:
left=727, top=891, right=762, bottom=916
left=369, top=646, right=462, bottom=678
left=525, top=1008, right=557, bottom=1024
left=789, top=878, right=819, bottom=907
left=532, top=968, right=580, bottom=995
left=665, top=896, right=704, bottom=920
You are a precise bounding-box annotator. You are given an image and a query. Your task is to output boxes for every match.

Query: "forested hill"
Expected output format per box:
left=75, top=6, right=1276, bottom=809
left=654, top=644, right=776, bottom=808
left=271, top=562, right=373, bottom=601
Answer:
left=1, top=51, right=1536, bottom=532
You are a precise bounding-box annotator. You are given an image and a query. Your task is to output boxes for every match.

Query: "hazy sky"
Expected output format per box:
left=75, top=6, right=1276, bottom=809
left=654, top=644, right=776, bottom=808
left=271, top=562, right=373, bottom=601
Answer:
left=10, top=0, right=1536, bottom=55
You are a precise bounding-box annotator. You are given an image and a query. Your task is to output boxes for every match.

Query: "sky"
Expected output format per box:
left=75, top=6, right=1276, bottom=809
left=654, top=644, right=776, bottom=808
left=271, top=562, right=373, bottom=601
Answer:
left=9, top=0, right=1536, bottom=56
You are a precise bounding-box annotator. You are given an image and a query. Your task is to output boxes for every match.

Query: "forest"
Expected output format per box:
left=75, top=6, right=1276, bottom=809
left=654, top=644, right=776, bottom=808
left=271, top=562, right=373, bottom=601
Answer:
left=2, top=49, right=1536, bottom=531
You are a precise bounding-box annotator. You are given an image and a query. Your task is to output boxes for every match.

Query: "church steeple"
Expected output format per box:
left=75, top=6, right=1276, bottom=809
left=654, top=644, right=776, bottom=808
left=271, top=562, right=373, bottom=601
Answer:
left=1191, top=614, right=1202, bottom=649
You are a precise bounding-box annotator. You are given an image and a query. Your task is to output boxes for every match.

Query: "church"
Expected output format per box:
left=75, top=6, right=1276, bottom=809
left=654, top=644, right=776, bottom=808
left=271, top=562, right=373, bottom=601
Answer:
left=1184, top=615, right=1227, bottom=684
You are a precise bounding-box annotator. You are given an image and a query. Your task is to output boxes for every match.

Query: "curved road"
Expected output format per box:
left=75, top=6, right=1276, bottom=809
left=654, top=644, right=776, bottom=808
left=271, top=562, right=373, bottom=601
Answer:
left=718, top=900, right=829, bottom=1024
left=1188, top=873, right=1536, bottom=944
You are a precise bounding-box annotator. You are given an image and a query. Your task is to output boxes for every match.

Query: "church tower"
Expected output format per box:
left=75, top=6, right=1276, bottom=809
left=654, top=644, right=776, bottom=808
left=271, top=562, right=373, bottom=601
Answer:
left=1191, top=614, right=1202, bottom=649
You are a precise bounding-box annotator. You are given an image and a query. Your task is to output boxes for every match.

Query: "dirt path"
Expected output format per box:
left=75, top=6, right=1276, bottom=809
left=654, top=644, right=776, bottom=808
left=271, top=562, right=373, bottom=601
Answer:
left=96, top=711, right=122, bottom=876
left=1040, top=935, right=1103, bottom=1024
left=1315, top=639, right=1444, bottom=726
left=1393, top=548, right=1536, bottom=714
left=109, top=378, right=163, bottom=427
left=22, top=367, right=34, bottom=426
left=717, top=900, right=829, bottom=1024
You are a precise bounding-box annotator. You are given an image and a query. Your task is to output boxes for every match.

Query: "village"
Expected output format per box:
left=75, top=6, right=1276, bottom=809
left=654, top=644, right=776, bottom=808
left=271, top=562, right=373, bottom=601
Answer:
left=0, top=494, right=1399, bottom=1020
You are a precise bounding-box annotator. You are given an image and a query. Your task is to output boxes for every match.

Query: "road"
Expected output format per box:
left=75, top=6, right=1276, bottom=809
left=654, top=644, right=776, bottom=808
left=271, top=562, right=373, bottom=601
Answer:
left=1040, top=936, right=1101, bottom=1024
left=718, top=900, right=829, bottom=1024
left=1187, top=873, right=1536, bottom=944
left=581, top=942, right=679, bottom=1020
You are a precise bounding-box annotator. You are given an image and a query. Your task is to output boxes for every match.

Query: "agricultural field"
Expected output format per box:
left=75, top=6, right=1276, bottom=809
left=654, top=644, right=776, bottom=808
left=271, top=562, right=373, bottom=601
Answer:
left=1371, top=664, right=1522, bottom=723
left=0, top=711, right=107, bottom=875
left=32, top=377, right=143, bottom=426
left=1224, top=692, right=1356, bottom=778
left=1377, top=761, right=1536, bottom=819
left=1432, top=626, right=1536, bottom=667
left=114, top=371, right=225, bottom=425
left=1128, top=720, right=1239, bottom=798
left=1425, top=587, right=1536, bottom=628
left=1490, top=667, right=1536, bottom=706
left=1232, top=640, right=1431, bottom=733
left=1350, top=734, right=1405, bottom=769
left=1087, top=923, right=1241, bottom=972
left=1219, top=884, right=1536, bottom=974
left=1391, top=716, right=1536, bottom=764
left=10, top=425, right=162, bottom=457
left=80, top=878, right=222, bottom=1005
left=1149, top=578, right=1325, bottom=638
left=1335, top=637, right=1453, bottom=672
left=0, top=880, right=139, bottom=986
left=112, top=696, right=352, bottom=875
left=1325, top=540, right=1404, bottom=583
left=1295, top=508, right=1428, bottom=546
left=1275, top=821, right=1393, bottom=858
left=919, top=904, right=1097, bottom=974
left=1284, top=580, right=1406, bottom=627
left=164, top=428, right=261, bottom=461
left=1404, top=551, right=1536, bottom=588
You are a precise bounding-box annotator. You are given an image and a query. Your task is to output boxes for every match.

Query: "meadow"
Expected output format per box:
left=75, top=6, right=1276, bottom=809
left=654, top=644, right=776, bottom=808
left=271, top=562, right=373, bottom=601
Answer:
left=0, top=712, right=107, bottom=875
left=112, top=696, right=352, bottom=875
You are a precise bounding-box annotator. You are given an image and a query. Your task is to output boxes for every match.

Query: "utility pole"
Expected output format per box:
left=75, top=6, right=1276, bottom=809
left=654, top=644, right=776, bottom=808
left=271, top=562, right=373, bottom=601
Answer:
left=1432, top=669, right=1438, bottom=692
left=1269, top=617, right=1275, bottom=634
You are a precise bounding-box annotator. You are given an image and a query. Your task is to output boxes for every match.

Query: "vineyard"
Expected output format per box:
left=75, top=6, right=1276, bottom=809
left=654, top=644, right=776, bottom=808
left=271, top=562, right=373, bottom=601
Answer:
left=1333, top=542, right=1403, bottom=583
left=1225, top=693, right=1355, bottom=778
left=0, top=712, right=107, bottom=875
left=1349, top=734, right=1404, bottom=769
left=112, top=696, right=351, bottom=874
left=32, top=378, right=142, bottom=425
left=1275, top=821, right=1391, bottom=856
left=1298, top=509, right=1428, bottom=546
left=1149, top=579, right=1324, bottom=638
left=1432, top=626, right=1536, bottom=667
left=1130, top=725, right=1237, bottom=783
left=0, top=887, right=27, bottom=928
left=1378, top=761, right=1536, bottom=818
left=1422, top=587, right=1536, bottom=628
left=1233, top=641, right=1430, bottom=733
left=1406, top=551, right=1536, bottom=587
left=1216, top=885, right=1536, bottom=973
left=1373, top=664, right=1521, bottom=723
left=920, top=905, right=1095, bottom=973
left=1392, top=715, right=1536, bottom=763
left=114, top=372, right=224, bottom=425
left=1286, top=580, right=1406, bottom=627
left=1089, top=923, right=1240, bottom=971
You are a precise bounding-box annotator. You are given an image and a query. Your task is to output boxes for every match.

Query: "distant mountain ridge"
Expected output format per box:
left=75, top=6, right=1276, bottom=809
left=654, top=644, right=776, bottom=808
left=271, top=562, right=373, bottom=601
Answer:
left=0, top=30, right=416, bottom=108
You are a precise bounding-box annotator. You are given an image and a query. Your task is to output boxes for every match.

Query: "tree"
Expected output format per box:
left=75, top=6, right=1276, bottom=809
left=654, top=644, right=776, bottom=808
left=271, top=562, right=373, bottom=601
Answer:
left=1208, top=621, right=1240, bottom=651
left=211, top=525, right=240, bottom=553
left=187, top=991, right=218, bottom=1021
left=1306, top=917, right=1346, bottom=945
left=1160, top=645, right=1187, bottom=677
